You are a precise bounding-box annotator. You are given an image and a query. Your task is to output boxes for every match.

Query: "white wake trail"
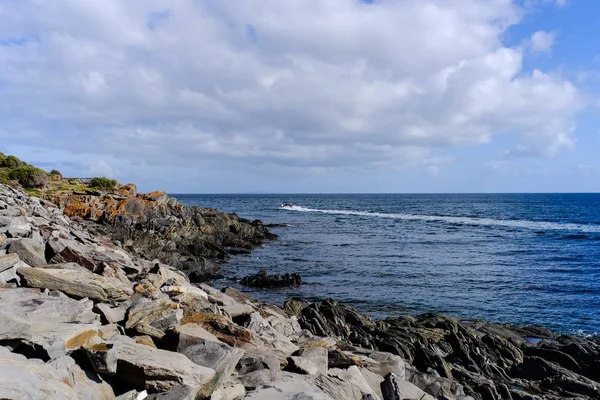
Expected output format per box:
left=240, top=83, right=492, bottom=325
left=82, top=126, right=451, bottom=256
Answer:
left=281, top=205, right=600, bottom=233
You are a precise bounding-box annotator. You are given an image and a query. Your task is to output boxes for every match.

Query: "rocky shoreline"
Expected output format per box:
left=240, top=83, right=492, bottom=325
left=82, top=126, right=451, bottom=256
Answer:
left=46, top=184, right=276, bottom=282
left=1, top=183, right=599, bottom=400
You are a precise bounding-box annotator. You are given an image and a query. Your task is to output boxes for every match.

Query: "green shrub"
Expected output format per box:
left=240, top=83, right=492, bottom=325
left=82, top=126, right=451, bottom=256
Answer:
left=89, top=177, right=117, bottom=191
left=0, top=155, right=25, bottom=169
left=8, top=166, right=49, bottom=188
left=0, top=167, right=12, bottom=185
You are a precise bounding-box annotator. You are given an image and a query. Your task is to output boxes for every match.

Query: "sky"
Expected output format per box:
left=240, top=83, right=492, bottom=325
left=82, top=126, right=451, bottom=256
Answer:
left=1, top=0, right=599, bottom=193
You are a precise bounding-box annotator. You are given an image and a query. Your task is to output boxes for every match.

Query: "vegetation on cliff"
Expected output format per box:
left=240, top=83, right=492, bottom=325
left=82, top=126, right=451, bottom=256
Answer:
left=0, top=152, right=119, bottom=198
left=0, top=153, right=47, bottom=190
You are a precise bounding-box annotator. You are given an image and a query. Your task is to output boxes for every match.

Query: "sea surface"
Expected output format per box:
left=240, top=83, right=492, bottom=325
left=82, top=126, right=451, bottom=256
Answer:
left=175, top=193, right=600, bottom=336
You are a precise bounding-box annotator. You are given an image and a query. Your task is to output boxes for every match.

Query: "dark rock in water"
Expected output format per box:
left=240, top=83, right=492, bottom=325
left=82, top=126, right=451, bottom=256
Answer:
left=227, top=247, right=252, bottom=255
left=296, top=298, right=600, bottom=400
left=264, top=223, right=290, bottom=228
left=240, top=269, right=302, bottom=288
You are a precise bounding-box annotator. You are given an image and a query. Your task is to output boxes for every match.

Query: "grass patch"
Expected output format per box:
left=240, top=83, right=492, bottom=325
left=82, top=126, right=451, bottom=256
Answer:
left=24, top=188, right=43, bottom=197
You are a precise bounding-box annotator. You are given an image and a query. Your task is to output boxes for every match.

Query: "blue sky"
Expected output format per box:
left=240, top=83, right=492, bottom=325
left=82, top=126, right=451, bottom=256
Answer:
left=0, top=0, right=599, bottom=193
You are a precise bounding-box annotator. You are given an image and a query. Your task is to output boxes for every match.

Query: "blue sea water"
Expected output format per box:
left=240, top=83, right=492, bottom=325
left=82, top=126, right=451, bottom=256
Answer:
left=175, top=193, right=600, bottom=336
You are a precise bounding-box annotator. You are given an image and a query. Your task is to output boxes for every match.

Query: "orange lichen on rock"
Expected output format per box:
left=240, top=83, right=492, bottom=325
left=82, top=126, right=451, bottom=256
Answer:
left=115, top=183, right=138, bottom=197
left=63, top=197, right=94, bottom=219
left=65, top=329, right=99, bottom=350
left=181, top=312, right=254, bottom=346
left=135, top=335, right=156, bottom=347
left=143, top=191, right=169, bottom=204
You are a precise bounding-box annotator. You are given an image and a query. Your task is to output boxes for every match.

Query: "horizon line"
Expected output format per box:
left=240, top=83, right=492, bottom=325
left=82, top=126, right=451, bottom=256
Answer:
left=167, top=191, right=600, bottom=195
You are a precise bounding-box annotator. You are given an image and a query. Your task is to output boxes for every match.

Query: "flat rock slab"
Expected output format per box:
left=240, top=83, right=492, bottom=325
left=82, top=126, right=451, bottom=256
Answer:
left=243, top=372, right=332, bottom=400
left=94, top=302, right=126, bottom=324
left=145, top=385, right=196, bottom=400
left=17, top=266, right=133, bottom=302
left=175, top=323, right=220, bottom=352
left=0, top=253, right=19, bottom=273
left=288, top=347, right=328, bottom=376
left=211, top=382, right=246, bottom=400
left=87, top=339, right=216, bottom=394
left=0, top=346, right=77, bottom=400
left=0, top=287, right=96, bottom=324
left=0, top=287, right=101, bottom=358
left=0, top=310, right=100, bottom=359
left=321, top=366, right=380, bottom=400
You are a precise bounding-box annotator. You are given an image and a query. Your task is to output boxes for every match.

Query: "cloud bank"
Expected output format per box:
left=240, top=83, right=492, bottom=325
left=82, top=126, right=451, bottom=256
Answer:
left=0, top=0, right=582, bottom=190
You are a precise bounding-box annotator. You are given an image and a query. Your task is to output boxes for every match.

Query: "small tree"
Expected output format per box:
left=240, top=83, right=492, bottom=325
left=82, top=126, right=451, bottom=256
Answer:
left=89, top=177, right=117, bottom=191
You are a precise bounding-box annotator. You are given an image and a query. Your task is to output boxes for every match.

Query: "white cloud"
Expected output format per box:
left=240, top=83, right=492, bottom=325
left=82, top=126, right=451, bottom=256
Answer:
left=0, top=0, right=582, bottom=188
left=530, top=30, right=556, bottom=53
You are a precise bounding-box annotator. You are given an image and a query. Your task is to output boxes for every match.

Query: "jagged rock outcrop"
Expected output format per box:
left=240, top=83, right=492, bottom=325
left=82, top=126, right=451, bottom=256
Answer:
left=295, top=298, right=600, bottom=400
left=46, top=185, right=276, bottom=282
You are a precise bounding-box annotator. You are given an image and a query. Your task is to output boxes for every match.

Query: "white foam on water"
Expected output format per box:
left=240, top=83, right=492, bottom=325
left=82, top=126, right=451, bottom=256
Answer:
left=281, top=205, right=600, bottom=233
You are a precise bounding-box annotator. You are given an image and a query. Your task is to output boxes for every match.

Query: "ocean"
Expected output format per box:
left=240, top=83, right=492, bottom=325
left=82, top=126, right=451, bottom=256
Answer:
left=175, top=193, right=600, bottom=336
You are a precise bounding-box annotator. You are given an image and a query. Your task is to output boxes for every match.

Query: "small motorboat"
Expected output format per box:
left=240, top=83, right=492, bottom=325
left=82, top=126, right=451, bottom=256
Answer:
left=281, top=203, right=293, bottom=208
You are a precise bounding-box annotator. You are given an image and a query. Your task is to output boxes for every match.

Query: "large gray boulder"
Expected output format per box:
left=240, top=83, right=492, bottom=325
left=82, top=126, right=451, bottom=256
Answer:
left=125, top=295, right=182, bottom=339
left=5, top=216, right=33, bottom=238
left=287, top=347, right=328, bottom=376
left=49, top=355, right=115, bottom=400
left=211, top=381, right=246, bottom=400
left=244, top=312, right=299, bottom=362
left=17, top=266, right=133, bottom=302
left=86, top=338, right=216, bottom=394
left=316, top=367, right=381, bottom=400
left=94, top=302, right=126, bottom=324
left=181, top=339, right=245, bottom=398
left=8, top=238, right=46, bottom=267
